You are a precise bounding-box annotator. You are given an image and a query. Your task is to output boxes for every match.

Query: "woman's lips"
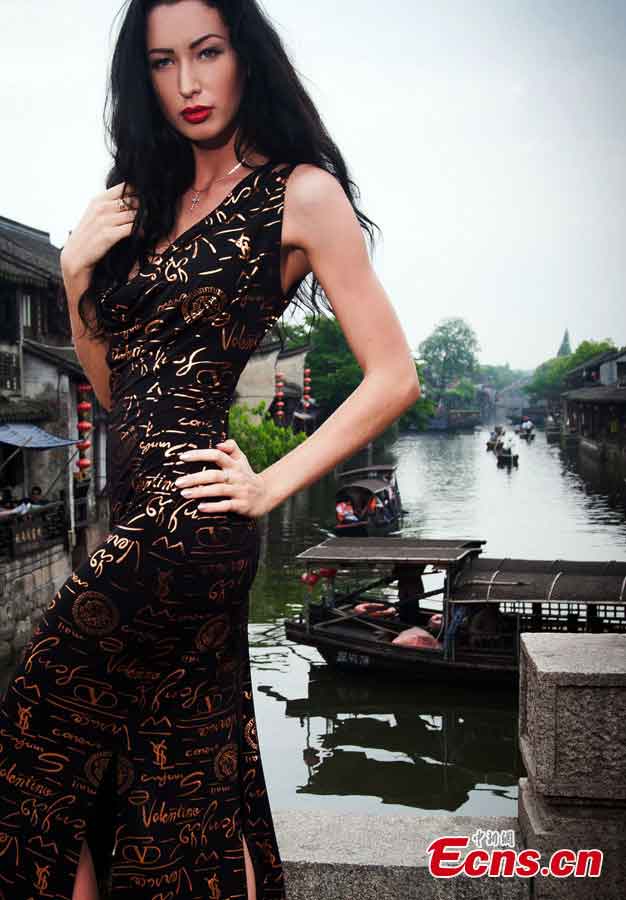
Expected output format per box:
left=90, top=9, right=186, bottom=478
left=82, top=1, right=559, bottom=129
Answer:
left=182, top=107, right=213, bottom=123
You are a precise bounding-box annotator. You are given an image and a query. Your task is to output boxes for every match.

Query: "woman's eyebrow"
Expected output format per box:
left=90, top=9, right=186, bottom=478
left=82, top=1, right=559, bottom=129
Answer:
left=148, top=32, right=225, bottom=55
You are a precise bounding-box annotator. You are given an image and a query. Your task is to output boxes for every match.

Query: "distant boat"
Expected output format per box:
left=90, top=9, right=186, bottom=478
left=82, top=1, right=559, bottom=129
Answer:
left=334, top=465, right=402, bottom=537
left=545, top=416, right=561, bottom=444
left=496, top=443, right=519, bottom=468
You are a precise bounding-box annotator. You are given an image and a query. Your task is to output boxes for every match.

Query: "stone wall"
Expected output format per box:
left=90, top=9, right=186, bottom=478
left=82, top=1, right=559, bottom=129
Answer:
left=0, top=540, right=70, bottom=667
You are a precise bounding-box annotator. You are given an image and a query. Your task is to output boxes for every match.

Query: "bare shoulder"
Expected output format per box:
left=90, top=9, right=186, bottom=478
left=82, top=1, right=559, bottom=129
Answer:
left=281, top=163, right=354, bottom=251
left=284, top=163, right=342, bottom=202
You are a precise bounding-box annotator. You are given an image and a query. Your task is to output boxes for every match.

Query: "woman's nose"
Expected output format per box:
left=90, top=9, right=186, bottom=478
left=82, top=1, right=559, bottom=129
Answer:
left=178, top=61, right=200, bottom=97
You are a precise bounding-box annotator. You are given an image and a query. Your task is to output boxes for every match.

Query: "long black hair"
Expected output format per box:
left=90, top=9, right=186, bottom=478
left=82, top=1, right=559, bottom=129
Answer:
left=77, top=0, right=380, bottom=339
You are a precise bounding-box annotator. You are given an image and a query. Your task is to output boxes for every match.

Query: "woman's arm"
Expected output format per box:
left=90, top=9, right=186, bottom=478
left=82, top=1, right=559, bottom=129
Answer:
left=62, top=265, right=112, bottom=413
left=59, top=181, right=139, bottom=415
left=259, top=164, right=421, bottom=510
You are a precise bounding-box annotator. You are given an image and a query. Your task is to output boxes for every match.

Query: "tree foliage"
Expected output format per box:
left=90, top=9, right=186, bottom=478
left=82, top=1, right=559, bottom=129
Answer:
left=477, top=363, right=530, bottom=390
left=229, top=401, right=306, bottom=471
left=418, top=317, right=480, bottom=392
left=443, top=377, right=477, bottom=409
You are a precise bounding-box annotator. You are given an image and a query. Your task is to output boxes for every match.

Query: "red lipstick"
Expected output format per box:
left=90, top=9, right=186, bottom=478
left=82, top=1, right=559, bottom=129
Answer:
left=181, top=106, right=214, bottom=124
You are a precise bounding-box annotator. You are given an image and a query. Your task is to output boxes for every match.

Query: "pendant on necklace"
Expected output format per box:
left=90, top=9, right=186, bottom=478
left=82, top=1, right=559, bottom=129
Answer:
left=190, top=192, right=201, bottom=212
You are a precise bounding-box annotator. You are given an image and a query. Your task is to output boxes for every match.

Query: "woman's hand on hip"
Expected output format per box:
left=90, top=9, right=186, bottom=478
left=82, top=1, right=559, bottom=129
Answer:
left=175, top=439, right=271, bottom=519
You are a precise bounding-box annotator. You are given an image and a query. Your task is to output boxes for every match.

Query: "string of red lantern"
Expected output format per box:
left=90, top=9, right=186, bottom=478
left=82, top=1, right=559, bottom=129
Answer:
left=75, top=383, right=93, bottom=479
left=275, top=370, right=285, bottom=423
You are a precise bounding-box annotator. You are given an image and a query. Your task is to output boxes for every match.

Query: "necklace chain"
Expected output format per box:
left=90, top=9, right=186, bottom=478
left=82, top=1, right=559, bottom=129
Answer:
left=189, top=157, right=250, bottom=212
left=152, top=156, right=254, bottom=254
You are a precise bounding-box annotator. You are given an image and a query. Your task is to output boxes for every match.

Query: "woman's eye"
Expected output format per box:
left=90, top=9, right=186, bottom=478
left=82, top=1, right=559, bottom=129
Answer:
left=150, top=48, right=220, bottom=70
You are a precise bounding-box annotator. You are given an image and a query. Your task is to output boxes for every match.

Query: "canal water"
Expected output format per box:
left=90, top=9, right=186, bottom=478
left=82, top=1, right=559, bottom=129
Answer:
left=2, top=428, right=625, bottom=819
left=249, top=427, right=626, bottom=819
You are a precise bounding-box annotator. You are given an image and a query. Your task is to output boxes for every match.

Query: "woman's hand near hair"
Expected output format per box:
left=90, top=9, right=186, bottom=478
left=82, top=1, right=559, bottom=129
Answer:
left=60, top=181, right=138, bottom=282
left=61, top=181, right=137, bottom=414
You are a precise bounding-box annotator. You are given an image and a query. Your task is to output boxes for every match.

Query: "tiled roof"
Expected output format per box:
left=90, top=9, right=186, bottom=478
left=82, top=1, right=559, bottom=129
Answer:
left=0, top=395, right=50, bottom=424
left=22, top=338, right=83, bottom=377
left=0, top=215, right=62, bottom=288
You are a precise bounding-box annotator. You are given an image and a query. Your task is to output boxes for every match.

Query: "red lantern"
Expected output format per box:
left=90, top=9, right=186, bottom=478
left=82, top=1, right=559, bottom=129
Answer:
left=300, top=571, right=320, bottom=588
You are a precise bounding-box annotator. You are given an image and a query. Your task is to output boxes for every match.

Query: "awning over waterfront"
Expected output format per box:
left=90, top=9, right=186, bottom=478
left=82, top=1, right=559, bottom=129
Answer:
left=0, top=423, right=77, bottom=449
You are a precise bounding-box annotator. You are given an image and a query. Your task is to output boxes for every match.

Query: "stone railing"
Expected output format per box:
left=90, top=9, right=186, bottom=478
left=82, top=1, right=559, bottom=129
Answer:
left=518, top=633, right=626, bottom=898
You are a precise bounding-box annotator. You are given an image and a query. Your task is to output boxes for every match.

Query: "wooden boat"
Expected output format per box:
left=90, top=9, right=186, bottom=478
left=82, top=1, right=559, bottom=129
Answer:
left=284, top=536, right=626, bottom=686
left=544, top=415, right=560, bottom=443
left=333, top=465, right=402, bottom=537
left=496, top=445, right=519, bottom=468
left=486, top=425, right=506, bottom=451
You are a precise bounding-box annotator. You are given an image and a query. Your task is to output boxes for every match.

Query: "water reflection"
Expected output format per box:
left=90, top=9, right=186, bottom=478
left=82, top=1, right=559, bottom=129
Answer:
left=281, top=665, right=520, bottom=814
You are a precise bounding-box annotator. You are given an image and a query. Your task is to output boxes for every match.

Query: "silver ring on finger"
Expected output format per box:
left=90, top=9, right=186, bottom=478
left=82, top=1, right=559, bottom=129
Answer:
left=118, top=198, right=126, bottom=211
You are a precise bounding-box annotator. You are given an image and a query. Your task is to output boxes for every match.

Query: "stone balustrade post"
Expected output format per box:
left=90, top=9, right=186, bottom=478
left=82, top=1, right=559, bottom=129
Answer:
left=518, top=633, right=626, bottom=898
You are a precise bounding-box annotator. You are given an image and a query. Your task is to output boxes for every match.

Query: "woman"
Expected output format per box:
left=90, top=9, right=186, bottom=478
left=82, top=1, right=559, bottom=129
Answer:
left=0, top=1, right=420, bottom=898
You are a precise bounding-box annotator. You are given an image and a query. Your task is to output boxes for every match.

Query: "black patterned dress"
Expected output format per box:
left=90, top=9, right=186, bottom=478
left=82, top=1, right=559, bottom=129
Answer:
left=0, top=161, right=302, bottom=899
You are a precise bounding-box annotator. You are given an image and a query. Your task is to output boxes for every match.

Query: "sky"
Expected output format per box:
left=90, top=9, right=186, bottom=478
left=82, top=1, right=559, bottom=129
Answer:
left=2, top=0, right=625, bottom=370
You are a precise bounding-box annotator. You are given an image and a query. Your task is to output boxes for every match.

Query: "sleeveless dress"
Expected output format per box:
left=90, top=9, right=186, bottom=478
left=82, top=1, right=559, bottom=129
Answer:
left=0, top=161, right=302, bottom=899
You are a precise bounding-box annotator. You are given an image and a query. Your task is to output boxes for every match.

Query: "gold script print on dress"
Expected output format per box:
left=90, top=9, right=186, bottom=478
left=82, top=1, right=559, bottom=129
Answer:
left=0, top=162, right=303, bottom=899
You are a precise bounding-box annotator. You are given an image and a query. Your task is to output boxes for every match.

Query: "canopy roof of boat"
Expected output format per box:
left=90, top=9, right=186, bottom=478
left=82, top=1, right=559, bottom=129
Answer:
left=337, top=465, right=397, bottom=481
left=451, top=556, right=626, bottom=605
left=335, top=478, right=392, bottom=495
left=296, top=536, right=486, bottom=567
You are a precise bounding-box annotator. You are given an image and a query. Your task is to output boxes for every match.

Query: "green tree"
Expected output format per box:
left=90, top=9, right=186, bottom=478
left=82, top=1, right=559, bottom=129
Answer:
left=229, top=401, right=306, bottom=471
left=419, top=317, right=480, bottom=393
left=443, top=377, right=477, bottom=410
left=478, top=363, right=529, bottom=390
